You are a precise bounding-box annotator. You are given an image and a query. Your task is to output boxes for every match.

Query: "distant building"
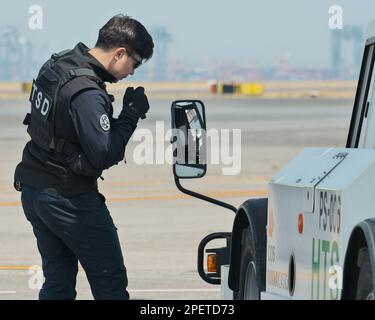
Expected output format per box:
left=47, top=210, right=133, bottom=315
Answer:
left=151, top=27, right=171, bottom=81
left=0, top=26, right=33, bottom=81
left=331, top=26, right=363, bottom=80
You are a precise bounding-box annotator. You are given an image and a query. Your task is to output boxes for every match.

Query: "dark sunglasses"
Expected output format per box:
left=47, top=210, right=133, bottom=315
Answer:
left=127, top=49, right=143, bottom=69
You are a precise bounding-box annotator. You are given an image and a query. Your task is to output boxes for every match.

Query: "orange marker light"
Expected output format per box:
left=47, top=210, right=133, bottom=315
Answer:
left=298, top=212, right=303, bottom=234
left=207, top=254, right=218, bottom=273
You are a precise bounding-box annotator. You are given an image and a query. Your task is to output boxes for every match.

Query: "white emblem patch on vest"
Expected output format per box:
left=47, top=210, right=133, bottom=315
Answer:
left=100, top=114, right=110, bottom=131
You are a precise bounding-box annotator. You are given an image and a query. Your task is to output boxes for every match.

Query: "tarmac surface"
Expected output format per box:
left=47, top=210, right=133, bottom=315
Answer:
left=0, top=95, right=353, bottom=299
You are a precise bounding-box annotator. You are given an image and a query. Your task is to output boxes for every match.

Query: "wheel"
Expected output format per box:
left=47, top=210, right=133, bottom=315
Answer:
left=238, top=227, right=260, bottom=300
left=356, top=248, right=374, bottom=300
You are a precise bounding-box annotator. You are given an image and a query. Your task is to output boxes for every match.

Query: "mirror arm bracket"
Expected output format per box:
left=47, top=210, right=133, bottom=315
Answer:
left=174, top=175, right=237, bottom=214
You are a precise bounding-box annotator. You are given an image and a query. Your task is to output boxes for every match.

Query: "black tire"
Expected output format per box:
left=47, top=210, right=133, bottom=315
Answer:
left=356, top=249, right=374, bottom=300
left=238, top=227, right=260, bottom=300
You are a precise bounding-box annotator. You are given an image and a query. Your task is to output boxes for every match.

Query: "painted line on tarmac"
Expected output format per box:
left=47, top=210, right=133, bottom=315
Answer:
left=128, top=289, right=220, bottom=293
left=0, top=189, right=268, bottom=207
left=0, top=176, right=269, bottom=187
left=0, top=291, right=17, bottom=294
left=0, top=266, right=86, bottom=271
left=0, top=288, right=218, bottom=294
left=0, top=266, right=32, bottom=270
left=108, top=190, right=267, bottom=203
left=98, top=176, right=270, bottom=187
left=0, top=201, right=21, bottom=207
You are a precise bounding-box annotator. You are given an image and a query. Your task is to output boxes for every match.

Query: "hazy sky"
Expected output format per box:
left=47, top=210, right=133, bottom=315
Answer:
left=1, top=0, right=375, bottom=69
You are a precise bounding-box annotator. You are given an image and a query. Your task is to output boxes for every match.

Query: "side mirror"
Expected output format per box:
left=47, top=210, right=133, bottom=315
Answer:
left=171, top=100, right=207, bottom=179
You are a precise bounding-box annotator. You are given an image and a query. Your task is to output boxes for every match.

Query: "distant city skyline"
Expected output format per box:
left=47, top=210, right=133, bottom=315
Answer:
left=1, top=0, right=375, bottom=80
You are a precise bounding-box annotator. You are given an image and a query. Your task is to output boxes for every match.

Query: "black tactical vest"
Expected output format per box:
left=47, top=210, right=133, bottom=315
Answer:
left=15, top=43, right=116, bottom=196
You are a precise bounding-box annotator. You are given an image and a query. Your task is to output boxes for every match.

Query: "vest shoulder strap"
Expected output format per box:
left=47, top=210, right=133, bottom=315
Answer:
left=55, top=67, right=103, bottom=89
left=51, top=49, right=71, bottom=61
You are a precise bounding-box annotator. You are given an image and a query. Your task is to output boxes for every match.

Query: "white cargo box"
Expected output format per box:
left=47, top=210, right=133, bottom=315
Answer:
left=266, top=147, right=375, bottom=299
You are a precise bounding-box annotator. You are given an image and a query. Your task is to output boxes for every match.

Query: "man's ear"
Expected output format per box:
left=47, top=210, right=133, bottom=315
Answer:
left=114, top=47, right=126, bottom=61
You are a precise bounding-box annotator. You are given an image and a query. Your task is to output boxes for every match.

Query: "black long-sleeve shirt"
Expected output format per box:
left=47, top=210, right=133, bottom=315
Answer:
left=69, top=89, right=137, bottom=176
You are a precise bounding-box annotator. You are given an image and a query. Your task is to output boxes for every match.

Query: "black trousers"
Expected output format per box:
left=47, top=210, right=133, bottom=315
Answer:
left=21, top=185, right=129, bottom=300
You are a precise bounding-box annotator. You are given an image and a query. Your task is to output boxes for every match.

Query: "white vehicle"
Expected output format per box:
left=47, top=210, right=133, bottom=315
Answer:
left=170, top=20, right=375, bottom=300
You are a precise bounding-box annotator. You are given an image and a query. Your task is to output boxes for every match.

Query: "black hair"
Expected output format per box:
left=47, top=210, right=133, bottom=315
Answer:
left=95, top=14, right=154, bottom=61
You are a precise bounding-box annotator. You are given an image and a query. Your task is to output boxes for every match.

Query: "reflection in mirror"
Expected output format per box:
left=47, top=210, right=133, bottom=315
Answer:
left=173, top=103, right=206, bottom=167
left=171, top=100, right=207, bottom=179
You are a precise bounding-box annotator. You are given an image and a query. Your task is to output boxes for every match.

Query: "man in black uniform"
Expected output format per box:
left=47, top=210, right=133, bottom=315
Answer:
left=14, top=14, right=154, bottom=300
